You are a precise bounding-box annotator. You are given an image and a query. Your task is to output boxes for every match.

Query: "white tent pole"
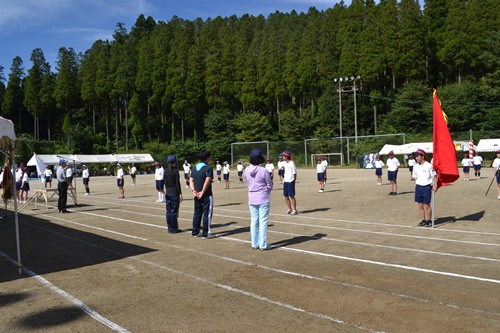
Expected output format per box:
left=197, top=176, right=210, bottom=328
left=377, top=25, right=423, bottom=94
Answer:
left=11, top=141, right=22, bottom=275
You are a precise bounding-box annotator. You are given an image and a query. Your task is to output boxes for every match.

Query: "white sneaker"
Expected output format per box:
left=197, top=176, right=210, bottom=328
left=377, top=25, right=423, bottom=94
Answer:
left=497, top=195, right=500, bottom=200
left=377, top=183, right=381, bottom=186
left=155, top=199, right=161, bottom=203
left=185, top=185, right=189, bottom=188
left=290, top=210, right=298, bottom=215
left=84, top=193, right=90, bottom=196
left=318, top=189, right=324, bottom=193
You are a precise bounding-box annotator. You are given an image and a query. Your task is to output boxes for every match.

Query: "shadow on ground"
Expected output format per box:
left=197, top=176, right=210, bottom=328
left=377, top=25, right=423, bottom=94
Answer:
left=17, top=306, right=85, bottom=329
left=0, top=211, right=156, bottom=283
left=270, top=233, right=327, bottom=249
left=434, top=210, right=485, bottom=227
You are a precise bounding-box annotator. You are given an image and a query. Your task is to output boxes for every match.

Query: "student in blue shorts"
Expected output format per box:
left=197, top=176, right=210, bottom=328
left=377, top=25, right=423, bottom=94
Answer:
left=412, top=149, right=436, bottom=227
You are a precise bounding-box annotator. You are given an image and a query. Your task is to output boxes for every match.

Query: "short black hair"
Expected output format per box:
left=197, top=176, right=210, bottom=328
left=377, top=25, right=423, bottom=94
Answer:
left=199, top=150, right=211, bottom=162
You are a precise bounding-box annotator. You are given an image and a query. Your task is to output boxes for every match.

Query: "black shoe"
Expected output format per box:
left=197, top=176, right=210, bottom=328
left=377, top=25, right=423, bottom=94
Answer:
left=388, top=192, right=393, bottom=195
left=425, top=220, right=433, bottom=227
left=393, top=192, right=397, bottom=195
left=61, top=210, right=69, bottom=214
left=418, top=220, right=427, bottom=227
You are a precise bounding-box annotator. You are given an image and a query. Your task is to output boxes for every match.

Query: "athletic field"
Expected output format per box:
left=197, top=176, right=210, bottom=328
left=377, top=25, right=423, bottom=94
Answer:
left=1, top=168, right=499, bottom=332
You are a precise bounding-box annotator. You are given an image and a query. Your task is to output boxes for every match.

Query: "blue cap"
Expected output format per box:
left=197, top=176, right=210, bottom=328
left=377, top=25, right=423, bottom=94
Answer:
left=59, top=159, right=66, bottom=164
left=167, top=155, right=176, bottom=163
left=250, top=149, right=263, bottom=159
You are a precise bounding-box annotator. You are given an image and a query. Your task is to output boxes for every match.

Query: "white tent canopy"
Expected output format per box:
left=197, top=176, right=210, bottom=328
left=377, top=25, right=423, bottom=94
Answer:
left=378, top=141, right=473, bottom=155
left=28, top=153, right=154, bottom=166
left=476, top=139, right=500, bottom=152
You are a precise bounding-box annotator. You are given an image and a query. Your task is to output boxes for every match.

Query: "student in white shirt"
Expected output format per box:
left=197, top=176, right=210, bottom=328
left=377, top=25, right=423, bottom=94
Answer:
left=472, top=152, right=483, bottom=179
left=321, top=157, right=328, bottom=184
left=66, top=166, right=73, bottom=188
left=277, top=156, right=285, bottom=184
left=154, top=162, right=165, bottom=202
left=43, top=166, right=53, bottom=188
left=82, top=165, right=90, bottom=195
left=117, top=164, right=125, bottom=198
left=223, top=161, right=230, bottom=189
left=265, top=159, right=275, bottom=181
left=374, top=155, right=384, bottom=185
left=129, top=163, right=137, bottom=186
left=492, top=150, right=500, bottom=200
left=183, top=160, right=191, bottom=187
left=386, top=151, right=400, bottom=195
left=412, top=149, right=436, bottom=227
left=236, top=161, right=244, bottom=183
left=316, top=157, right=326, bottom=193
left=407, top=155, right=416, bottom=181
left=20, top=167, right=30, bottom=203
left=282, top=150, right=297, bottom=215
left=216, top=161, right=222, bottom=183
left=461, top=153, right=471, bottom=181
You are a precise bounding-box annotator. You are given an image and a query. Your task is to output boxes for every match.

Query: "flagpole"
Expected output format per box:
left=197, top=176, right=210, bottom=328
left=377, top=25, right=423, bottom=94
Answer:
left=431, top=189, right=435, bottom=228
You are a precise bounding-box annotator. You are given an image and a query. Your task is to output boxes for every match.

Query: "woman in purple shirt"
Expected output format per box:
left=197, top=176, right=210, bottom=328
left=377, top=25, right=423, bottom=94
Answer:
left=244, top=149, right=273, bottom=250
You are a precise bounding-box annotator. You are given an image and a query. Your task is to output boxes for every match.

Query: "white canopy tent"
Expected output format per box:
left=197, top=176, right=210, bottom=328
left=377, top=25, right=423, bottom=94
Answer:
left=0, top=117, right=21, bottom=274
left=476, top=139, right=500, bottom=152
left=28, top=153, right=154, bottom=166
left=378, top=141, right=473, bottom=155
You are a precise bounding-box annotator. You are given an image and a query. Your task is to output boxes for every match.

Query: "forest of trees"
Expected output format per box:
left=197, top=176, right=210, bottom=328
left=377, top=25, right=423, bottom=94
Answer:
left=0, top=0, right=498, bottom=163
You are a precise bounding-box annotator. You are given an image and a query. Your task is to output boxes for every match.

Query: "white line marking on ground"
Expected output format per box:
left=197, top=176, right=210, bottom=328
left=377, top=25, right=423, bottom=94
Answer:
left=76, top=198, right=500, bottom=247
left=57, top=205, right=500, bottom=283
left=0, top=251, right=130, bottom=333
left=17, top=222, right=382, bottom=332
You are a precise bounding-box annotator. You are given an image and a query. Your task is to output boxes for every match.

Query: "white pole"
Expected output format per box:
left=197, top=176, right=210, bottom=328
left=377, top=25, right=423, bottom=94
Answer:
left=11, top=142, right=22, bottom=275
left=431, top=186, right=435, bottom=228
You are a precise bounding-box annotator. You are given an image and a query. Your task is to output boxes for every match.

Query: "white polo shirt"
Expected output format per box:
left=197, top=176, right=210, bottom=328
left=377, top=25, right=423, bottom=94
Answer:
left=386, top=157, right=400, bottom=171
left=412, top=161, right=435, bottom=186
left=283, top=160, right=297, bottom=182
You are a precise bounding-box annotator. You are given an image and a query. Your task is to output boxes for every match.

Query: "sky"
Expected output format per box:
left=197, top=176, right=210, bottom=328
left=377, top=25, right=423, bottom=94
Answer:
left=0, top=0, right=341, bottom=79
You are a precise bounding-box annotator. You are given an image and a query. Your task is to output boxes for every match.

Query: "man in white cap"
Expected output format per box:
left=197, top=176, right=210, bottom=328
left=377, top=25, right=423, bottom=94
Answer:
left=56, top=159, right=69, bottom=213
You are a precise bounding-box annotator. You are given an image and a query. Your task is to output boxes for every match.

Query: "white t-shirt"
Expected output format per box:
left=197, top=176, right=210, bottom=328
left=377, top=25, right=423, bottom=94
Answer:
left=22, top=173, right=29, bottom=184
left=283, top=160, right=297, bottom=182
left=82, top=169, right=89, bottom=178
left=130, top=166, right=137, bottom=174
left=408, top=159, right=416, bottom=167
left=44, top=169, right=52, bottom=177
left=461, top=158, right=471, bottom=167
left=265, top=163, right=274, bottom=173
left=15, top=168, right=23, bottom=182
left=216, top=164, right=222, bottom=171
left=412, top=161, right=435, bottom=186
left=155, top=167, right=164, bottom=180
left=316, top=162, right=326, bottom=173
left=66, top=168, right=73, bottom=177
left=321, top=159, right=328, bottom=168
left=386, top=157, right=400, bottom=171
left=472, top=156, right=483, bottom=165
left=375, top=160, right=384, bottom=169
left=117, top=168, right=124, bottom=179
left=183, top=163, right=190, bottom=173
left=277, top=160, right=285, bottom=170
left=223, top=165, right=230, bottom=174
left=237, top=164, right=244, bottom=172
left=492, top=158, right=500, bottom=169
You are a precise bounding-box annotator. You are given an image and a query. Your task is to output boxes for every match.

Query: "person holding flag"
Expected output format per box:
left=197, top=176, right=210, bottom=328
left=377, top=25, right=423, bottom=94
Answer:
left=492, top=150, right=500, bottom=200
left=430, top=89, right=460, bottom=226
left=412, top=149, right=436, bottom=227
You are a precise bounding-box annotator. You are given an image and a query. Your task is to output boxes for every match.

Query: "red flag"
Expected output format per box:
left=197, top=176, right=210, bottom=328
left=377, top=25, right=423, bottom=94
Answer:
left=433, top=89, right=459, bottom=190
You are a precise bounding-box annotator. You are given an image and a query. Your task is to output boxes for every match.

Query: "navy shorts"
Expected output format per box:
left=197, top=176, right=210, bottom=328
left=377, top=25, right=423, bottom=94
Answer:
left=15, top=181, right=21, bottom=190
left=21, top=183, right=30, bottom=191
left=156, top=179, right=164, bottom=191
left=216, top=170, right=221, bottom=176
left=223, top=174, right=229, bottom=181
left=409, top=166, right=414, bottom=173
left=117, top=179, right=124, bottom=187
left=473, top=165, right=481, bottom=171
left=83, top=178, right=89, bottom=185
left=388, top=170, right=398, bottom=182
left=67, top=177, right=73, bottom=184
left=283, top=181, right=295, bottom=197
left=238, top=171, right=243, bottom=177
left=45, top=176, right=52, bottom=183
left=184, top=173, right=189, bottom=180
left=278, top=169, right=284, bottom=177
left=375, top=168, right=382, bottom=176
left=317, top=173, right=325, bottom=182
left=462, top=166, right=470, bottom=173
left=415, top=184, right=432, bottom=204
left=496, top=172, right=500, bottom=184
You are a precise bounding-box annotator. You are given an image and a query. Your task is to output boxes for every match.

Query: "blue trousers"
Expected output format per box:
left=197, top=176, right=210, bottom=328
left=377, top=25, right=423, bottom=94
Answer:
left=165, top=193, right=180, bottom=233
left=192, top=195, right=213, bottom=237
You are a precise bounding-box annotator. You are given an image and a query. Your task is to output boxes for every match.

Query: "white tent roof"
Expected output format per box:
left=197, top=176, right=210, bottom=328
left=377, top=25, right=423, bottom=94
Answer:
left=28, top=153, right=154, bottom=166
left=0, top=117, right=16, bottom=146
left=476, top=139, right=500, bottom=152
left=378, top=141, right=472, bottom=155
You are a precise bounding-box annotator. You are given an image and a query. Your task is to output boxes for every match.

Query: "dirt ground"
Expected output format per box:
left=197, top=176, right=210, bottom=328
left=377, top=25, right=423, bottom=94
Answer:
left=1, top=167, right=499, bottom=332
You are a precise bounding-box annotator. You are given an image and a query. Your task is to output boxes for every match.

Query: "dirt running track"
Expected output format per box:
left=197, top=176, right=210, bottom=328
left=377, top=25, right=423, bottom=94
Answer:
left=1, top=167, right=499, bottom=332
